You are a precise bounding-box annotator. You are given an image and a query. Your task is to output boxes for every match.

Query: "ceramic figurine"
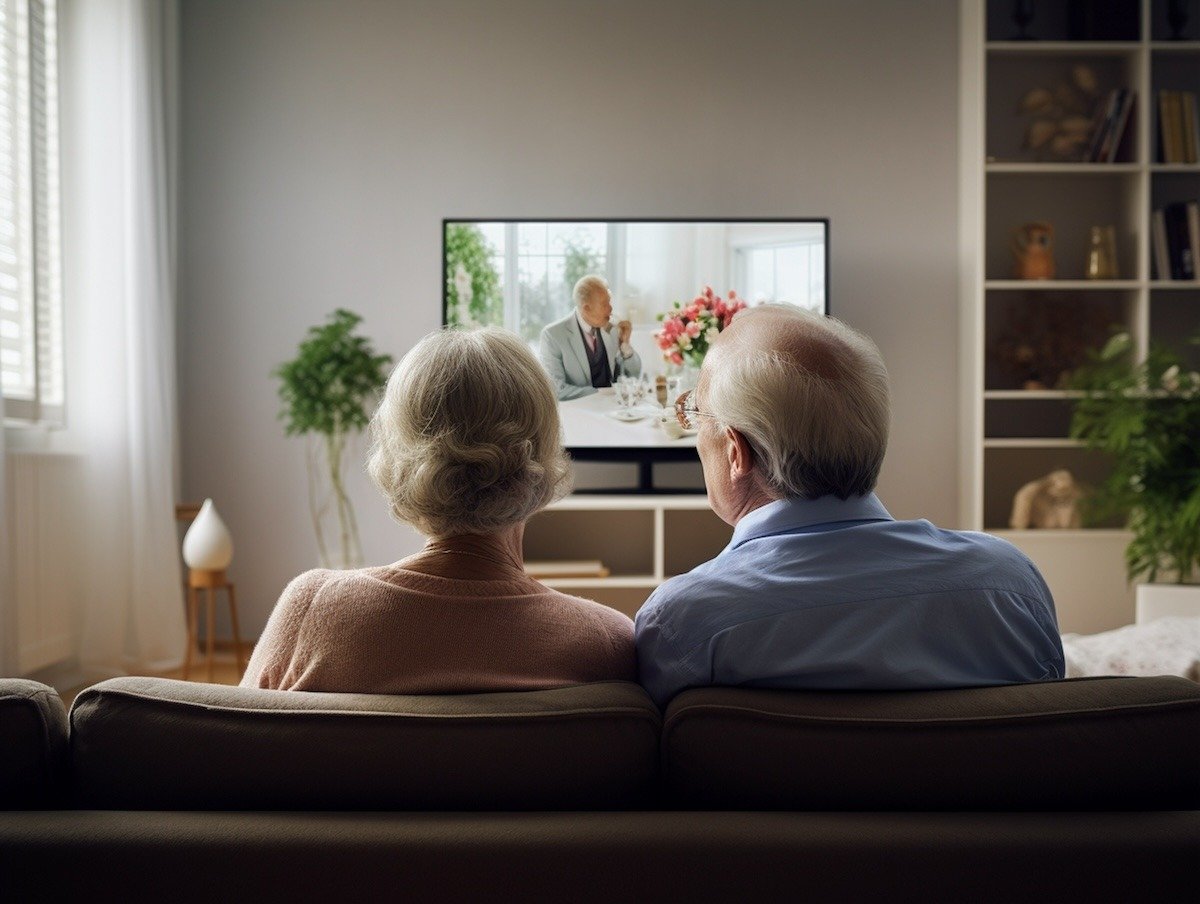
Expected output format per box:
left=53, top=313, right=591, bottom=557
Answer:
left=1011, top=222, right=1056, bottom=280
left=1009, top=469, right=1084, bottom=529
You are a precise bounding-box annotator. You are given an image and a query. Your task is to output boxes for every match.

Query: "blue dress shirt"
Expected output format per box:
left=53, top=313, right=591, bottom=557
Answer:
left=635, top=493, right=1065, bottom=709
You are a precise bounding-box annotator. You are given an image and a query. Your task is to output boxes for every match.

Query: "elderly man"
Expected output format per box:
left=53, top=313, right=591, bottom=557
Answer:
left=539, top=275, right=641, bottom=400
left=635, top=305, right=1064, bottom=709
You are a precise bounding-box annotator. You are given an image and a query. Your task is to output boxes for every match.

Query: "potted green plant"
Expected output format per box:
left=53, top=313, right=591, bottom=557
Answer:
left=1069, top=331, right=1200, bottom=620
left=274, top=309, right=392, bottom=569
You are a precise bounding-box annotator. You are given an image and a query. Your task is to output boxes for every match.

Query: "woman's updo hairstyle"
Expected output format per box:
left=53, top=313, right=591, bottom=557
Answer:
left=367, top=327, right=572, bottom=537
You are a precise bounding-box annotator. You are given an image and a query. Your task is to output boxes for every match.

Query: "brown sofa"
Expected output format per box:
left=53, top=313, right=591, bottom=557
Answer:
left=2, top=674, right=1199, bottom=902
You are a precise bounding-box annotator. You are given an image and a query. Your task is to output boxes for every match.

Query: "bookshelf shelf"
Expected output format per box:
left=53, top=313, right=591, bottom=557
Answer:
left=1149, top=42, right=1200, bottom=52
left=983, top=390, right=1086, bottom=399
left=961, top=1, right=1200, bottom=631
left=986, top=42, right=1142, bottom=55
left=986, top=162, right=1141, bottom=173
left=983, top=280, right=1141, bottom=289
left=983, top=438, right=1084, bottom=449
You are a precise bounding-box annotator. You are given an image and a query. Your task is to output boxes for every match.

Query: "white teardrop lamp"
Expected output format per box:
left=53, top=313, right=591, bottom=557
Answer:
left=181, top=498, right=243, bottom=681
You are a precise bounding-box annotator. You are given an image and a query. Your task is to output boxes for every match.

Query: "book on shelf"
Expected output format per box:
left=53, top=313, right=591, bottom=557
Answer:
left=1157, top=90, right=1199, bottom=164
left=523, top=560, right=611, bottom=579
left=1185, top=93, right=1199, bottom=164
left=1188, top=201, right=1200, bottom=282
left=1085, top=89, right=1120, bottom=162
left=1152, top=208, right=1170, bottom=280
left=1085, top=89, right=1134, bottom=163
left=1151, top=200, right=1200, bottom=280
left=1167, top=202, right=1193, bottom=279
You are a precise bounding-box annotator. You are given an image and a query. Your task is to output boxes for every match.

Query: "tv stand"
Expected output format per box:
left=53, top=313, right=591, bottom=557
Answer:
left=523, top=494, right=731, bottom=618
left=569, top=448, right=705, bottom=495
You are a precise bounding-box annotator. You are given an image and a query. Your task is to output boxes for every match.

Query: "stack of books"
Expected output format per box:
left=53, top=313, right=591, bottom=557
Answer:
left=1085, top=88, right=1135, bottom=163
left=1151, top=200, right=1200, bottom=280
left=1157, top=90, right=1199, bottom=164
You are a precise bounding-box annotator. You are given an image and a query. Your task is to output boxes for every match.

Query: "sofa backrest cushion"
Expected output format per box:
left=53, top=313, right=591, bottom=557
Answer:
left=662, top=676, right=1200, bottom=810
left=70, top=677, right=660, bottom=810
left=0, top=679, right=68, bottom=809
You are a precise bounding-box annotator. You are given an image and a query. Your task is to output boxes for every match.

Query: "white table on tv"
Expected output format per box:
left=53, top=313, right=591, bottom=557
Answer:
left=558, top=389, right=698, bottom=450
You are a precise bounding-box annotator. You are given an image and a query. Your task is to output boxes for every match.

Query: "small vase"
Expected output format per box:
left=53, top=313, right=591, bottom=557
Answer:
left=182, top=498, right=234, bottom=571
left=1085, top=225, right=1118, bottom=280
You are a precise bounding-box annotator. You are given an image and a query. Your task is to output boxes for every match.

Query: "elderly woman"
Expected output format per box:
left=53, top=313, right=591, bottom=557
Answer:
left=242, top=327, right=635, bottom=693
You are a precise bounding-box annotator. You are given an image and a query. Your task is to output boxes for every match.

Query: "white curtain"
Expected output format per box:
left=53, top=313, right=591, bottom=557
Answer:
left=64, top=0, right=185, bottom=675
left=0, top=394, right=11, bottom=677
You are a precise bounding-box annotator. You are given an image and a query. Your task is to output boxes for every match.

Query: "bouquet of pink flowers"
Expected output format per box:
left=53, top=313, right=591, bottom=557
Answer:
left=654, top=287, right=748, bottom=367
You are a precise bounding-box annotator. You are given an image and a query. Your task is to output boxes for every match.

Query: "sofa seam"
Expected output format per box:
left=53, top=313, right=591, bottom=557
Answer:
left=661, top=696, right=1200, bottom=733
left=72, top=689, right=663, bottom=728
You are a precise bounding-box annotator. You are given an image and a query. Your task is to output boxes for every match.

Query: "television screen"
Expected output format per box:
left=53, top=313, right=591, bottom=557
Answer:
left=442, top=218, right=829, bottom=454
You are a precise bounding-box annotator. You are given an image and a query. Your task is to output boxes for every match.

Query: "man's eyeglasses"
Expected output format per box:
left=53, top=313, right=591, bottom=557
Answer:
left=674, top=389, right=714, bottom=431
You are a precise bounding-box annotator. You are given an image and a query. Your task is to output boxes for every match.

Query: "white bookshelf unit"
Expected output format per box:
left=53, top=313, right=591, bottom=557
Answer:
left=961, top=1, right=1200, bottom=633
left=523, top=494, right=730, bottom=619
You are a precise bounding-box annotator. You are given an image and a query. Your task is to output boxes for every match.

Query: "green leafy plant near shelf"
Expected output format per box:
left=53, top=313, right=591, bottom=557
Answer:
left=274, top=309, right=392, bottom=569
left=1069, top=331, right=1200, bottom=584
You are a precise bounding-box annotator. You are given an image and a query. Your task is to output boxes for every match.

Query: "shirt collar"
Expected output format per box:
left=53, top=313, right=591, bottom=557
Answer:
left=575, top=309, right=594, bottom=336
left=730, top=493, right=894, bottom=548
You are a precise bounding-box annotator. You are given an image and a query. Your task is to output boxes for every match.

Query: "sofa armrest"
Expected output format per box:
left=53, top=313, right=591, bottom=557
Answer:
left=0, top=679, right=68, bottom=809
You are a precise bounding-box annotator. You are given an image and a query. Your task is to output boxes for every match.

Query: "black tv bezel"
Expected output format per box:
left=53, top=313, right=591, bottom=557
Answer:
left=440, top=217, right=831, bottom=474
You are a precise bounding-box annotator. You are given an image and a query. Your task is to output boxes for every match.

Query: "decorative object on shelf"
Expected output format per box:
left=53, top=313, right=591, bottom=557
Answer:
left=989, top=294, right=1112, bottom=390
left=1009, top=469, right=1085, bottom=529
left=274, top=309, right=393, bottom=570
left=1085, top=225, right=1119, bottom=280
left=1016, top=65, right=1102, bottom=161
left=1070, top=330, right=1200, bottom=585
left=1168, top=0, right=1191, bottom=40
left=182, top=498, right=233, bottom=571
left=654, top=286, right=747, bottom=368
left=1011, top=222, right=1056, bottom=280
left=1010, top=0, right=1035, bottom=40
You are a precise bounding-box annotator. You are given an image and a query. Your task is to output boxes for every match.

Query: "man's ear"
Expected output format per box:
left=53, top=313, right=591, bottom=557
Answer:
left=725, top=426, right=756, bottom=481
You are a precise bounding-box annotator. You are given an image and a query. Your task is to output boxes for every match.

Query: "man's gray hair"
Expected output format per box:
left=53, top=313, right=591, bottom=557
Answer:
left=367, top=327, right=572, bottom=537
left=705, top=305, right=890, bottom=500
left=573, top=274, right=609, bottom=310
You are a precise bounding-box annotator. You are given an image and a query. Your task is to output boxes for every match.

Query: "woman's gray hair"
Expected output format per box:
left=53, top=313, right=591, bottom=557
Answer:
left=367, top=327, right=572, bottom=537
left=573, top=274, right=609, bottom=309
left=705, top=305, right=890, bottom=500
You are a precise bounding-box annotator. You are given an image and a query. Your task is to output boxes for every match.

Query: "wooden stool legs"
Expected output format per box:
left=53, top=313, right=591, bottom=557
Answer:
left=183, top=569, right=244, bottom=682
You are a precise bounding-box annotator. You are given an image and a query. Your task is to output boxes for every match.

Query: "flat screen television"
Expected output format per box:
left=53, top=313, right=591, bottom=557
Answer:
left=442, top=218, right=830, bottom=489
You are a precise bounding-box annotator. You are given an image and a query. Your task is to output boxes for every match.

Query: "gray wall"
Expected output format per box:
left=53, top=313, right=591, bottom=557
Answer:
left=179, top=0, right=961, bottom=634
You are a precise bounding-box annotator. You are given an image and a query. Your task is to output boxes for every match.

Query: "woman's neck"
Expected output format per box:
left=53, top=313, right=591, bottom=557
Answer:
left=401, top=523, right=527, bottom=581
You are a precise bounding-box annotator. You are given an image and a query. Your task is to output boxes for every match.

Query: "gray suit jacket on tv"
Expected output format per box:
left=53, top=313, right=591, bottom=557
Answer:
left=538, top=312, right=642, bottom=401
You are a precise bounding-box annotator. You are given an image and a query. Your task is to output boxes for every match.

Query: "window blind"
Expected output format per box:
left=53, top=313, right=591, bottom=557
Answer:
left=0, top=0, right=61, bottom=424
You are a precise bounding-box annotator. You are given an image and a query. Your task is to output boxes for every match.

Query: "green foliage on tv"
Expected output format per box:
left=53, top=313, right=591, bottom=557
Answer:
left=445, top=224, right=502, bottom=328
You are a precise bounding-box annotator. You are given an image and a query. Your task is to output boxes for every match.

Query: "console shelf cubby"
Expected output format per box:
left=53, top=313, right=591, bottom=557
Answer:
left=523, top=494, right=730, bottom=618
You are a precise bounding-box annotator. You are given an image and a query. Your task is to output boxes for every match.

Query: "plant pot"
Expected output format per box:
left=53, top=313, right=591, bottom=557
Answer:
left=1135, top=583, right=1200, bottom=625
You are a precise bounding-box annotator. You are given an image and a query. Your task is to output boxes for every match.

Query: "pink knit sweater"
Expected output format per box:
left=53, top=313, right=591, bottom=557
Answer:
left=241, top=564, right=636, bottom=694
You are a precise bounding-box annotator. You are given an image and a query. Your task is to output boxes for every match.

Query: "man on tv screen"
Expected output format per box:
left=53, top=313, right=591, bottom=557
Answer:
left=538, top=275, right=642, bottom=400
